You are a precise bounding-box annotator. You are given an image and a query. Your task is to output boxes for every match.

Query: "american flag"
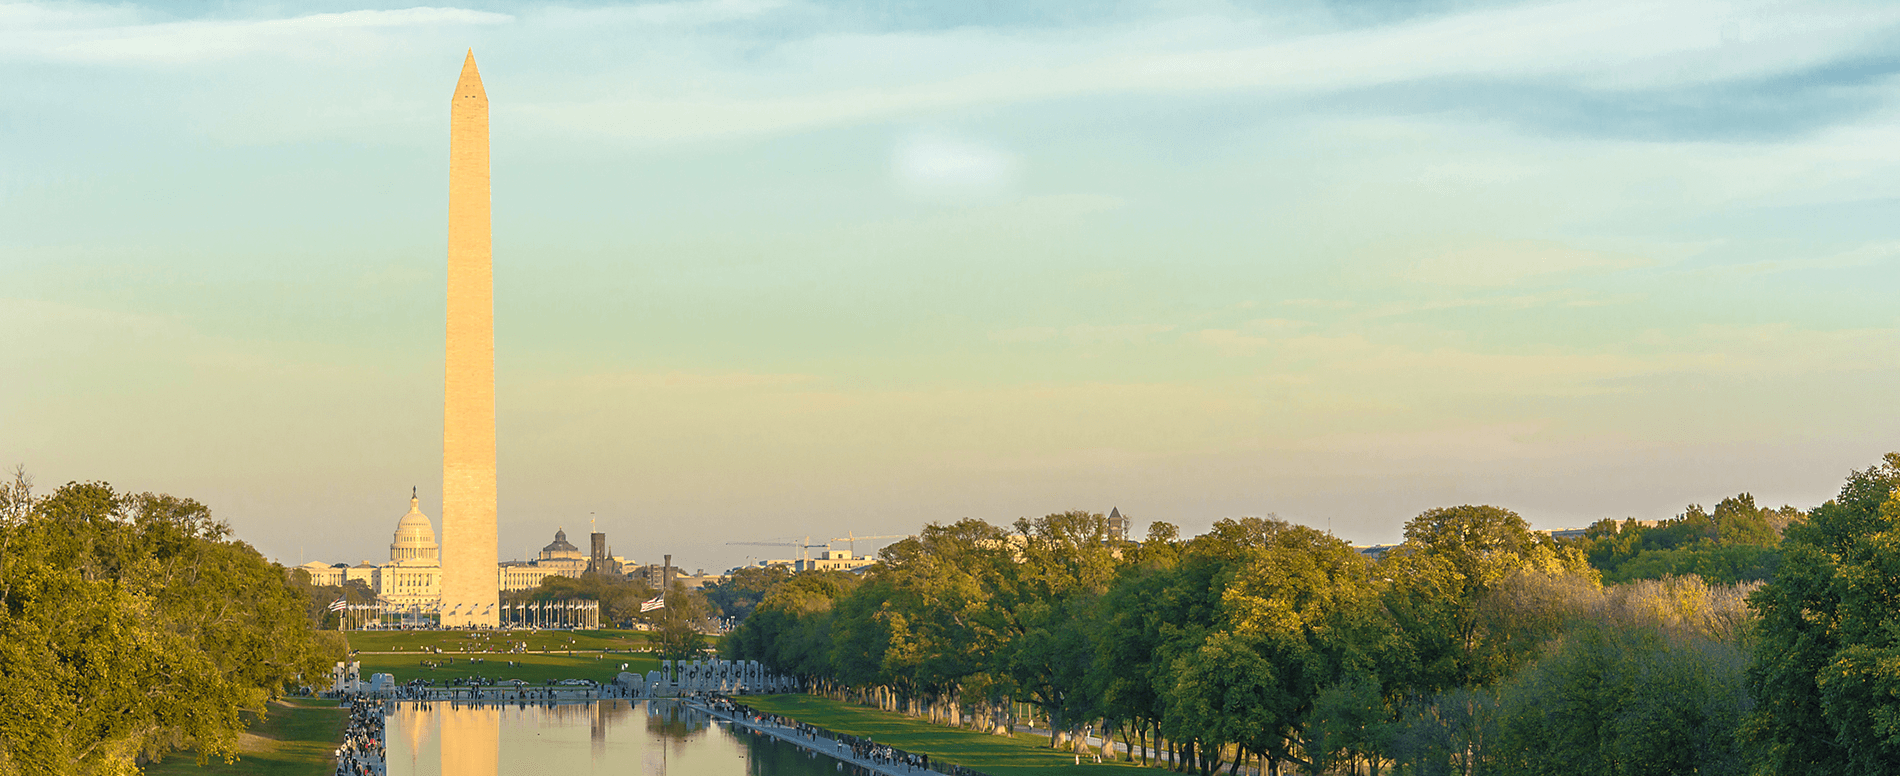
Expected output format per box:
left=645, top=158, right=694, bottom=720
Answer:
left=640, top=595, right=664, bottom=612
left=327, top=598, right=347, bottom=612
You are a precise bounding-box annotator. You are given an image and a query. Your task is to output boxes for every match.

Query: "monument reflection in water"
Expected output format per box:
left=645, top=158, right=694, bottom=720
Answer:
left=387, top=700, right=847, bottom=776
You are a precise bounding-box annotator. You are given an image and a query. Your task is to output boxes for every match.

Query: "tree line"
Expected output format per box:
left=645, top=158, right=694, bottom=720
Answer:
left=721, top=453, right=1900, bottom=775
left=0, top=472, right=343, bottom=776
left=511, top=566, right=718, bottom=660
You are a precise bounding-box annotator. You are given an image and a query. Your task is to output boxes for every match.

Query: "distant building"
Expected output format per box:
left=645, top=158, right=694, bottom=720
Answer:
left=294, top=561, right=347, bottom=587
left=380, top=492, right=440, bottom=608
left=345, top=562, right=379, bottom=586
left=630, top=564, right=726, bottom=590
left=672, top=569, right=726, bottom=590
left=381, top=557, right=440, bottom=608
left=1107, top=507, right=1130, bottom=542
left=497, top=561, right=561, bottom=592
left=497, top=528, right=593, bottom=591
left=978, top=533, right=1030, bottom=562
left=390, top=490, right=441, bottom=562
left=585, top=531, right=622, bottom=576
left=286, top=493, right=443, bottom=616
left=795, top=549, right=877, bottom=573
left=536, top=528, right=588, bottom=575
left=287, top=495, right=640, bottom=614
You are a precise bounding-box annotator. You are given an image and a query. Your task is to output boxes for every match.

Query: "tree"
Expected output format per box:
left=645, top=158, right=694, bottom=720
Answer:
left=998, top=511, right=1123, bottom=748
left=1090, top=522, right=1183, bottom=764
left=1389, top=687, right=1497, bottom=776
left=1093, top=517, right=1386, bottom=774
left=721, top=569, right=859, bottom=677
left=1309, top=672, right=1394, bottom=776
left=1381, top=505, right=1597, bottom=694
left=1490, top=585, right=1754, bottom=776
left=0, top=480, right=338, bottom=775
left=828, top=519, right=1020, bottom=720
left=650, top=581, right=712, bottom=661
left=703, top=564, right=794, bottom=622
left=1745, top=453, right=1900, bottom=774
left=1572, top=494, right=1799, bottom=584
left=285, top=567, right=347, bottom=630
left=1712, top=493, right=1781, bottom=548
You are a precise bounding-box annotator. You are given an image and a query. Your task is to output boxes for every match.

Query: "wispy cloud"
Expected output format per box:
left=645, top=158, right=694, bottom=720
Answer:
left=512, top=0, right=1900, bottom=141
left=526, top=0, right=789, bottom=30
left=892, top=131, right=1017, bottom=200
left=13, top=0, right=1895, bottom=145
left=1396, top=239, right=1653, bottom=287
left=989, top=323, right=1177, bottom=345
left=0, top=6, right=513, bottom=64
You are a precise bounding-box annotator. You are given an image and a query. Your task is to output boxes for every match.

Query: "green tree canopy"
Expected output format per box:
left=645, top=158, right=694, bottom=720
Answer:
left=1746, top=453, right=1900, bottom=774
left=703, top=564, right=795, bottom=622
left=0, top=479, right=338, bottom=775
left=1381, top=504, right=1597, bottom=694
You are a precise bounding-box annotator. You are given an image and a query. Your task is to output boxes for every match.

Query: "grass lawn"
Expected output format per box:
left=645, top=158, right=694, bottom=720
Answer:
left=355, top=650, right=664, bottom=686
left=737, top=694, right=1143, bottom=776
left=143, top=698, right=345, bottom=776
left=342, top=628, right=650, bottom=654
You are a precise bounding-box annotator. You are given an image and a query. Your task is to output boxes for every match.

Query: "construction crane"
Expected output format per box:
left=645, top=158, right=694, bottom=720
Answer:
left=830, top=532, right=912, bottom=556
left=725, top=536, right=828, bottom=562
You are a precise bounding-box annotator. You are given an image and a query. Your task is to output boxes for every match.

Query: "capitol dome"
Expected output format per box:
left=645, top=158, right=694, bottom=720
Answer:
left=390, top=489, right=440, bottom=562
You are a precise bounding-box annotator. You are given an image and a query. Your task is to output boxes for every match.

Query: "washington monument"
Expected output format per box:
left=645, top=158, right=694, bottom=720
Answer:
left=442, top=50, right=499, bottom=628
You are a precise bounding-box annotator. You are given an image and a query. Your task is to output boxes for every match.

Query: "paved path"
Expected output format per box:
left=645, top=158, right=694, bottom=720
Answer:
left=685, top=699, right=929, bottom=776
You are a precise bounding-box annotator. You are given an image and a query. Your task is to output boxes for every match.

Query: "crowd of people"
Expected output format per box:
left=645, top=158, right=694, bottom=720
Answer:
left=841, top=736, right=928, bottom=772
left=334, top=698, right=385, bottom=776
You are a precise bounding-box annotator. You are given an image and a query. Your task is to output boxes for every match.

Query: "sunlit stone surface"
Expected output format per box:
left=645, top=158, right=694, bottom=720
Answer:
left=442, top=49, right=500, bottom=629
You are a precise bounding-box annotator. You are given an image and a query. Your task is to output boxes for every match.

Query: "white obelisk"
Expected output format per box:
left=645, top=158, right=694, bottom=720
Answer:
left=442, top=50, right=498, bottom=628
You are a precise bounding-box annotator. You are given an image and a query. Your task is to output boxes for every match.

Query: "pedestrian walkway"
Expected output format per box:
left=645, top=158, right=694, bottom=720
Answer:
left=685, top=697, right=977, bottom=776
left=334, top=698, right=386, bottom=776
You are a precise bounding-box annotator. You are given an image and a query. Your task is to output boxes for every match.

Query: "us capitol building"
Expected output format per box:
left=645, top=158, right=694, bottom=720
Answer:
left=293, top=491, right=628, bottom=609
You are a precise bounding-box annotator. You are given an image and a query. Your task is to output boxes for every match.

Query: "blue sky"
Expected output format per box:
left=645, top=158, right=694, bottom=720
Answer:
left=4, top=0, right=1899, bottom=570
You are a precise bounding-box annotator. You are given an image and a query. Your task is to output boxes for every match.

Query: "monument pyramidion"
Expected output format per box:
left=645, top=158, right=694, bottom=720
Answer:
left=442, top=50, right=499, bottom=628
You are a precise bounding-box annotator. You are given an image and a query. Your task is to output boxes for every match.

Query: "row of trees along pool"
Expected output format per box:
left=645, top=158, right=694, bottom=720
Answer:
left=720, top=453, right=1900, bottom=776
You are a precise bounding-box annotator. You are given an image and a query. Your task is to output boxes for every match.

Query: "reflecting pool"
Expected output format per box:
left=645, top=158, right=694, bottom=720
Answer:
left=386, top=699, right=850, bottom=776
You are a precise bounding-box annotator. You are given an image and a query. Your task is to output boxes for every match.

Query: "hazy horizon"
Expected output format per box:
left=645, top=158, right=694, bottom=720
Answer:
left=6, top=0, right=1899, bottom=572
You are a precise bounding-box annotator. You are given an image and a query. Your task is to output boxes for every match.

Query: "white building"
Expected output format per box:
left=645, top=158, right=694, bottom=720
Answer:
left=794, top=549, right=877, bottom=573
left=295, top=561, right=346, bottom=587
left=380, top=493, right=442, bottom=609
left=498, top=562, right=560, bottom=592
left=390, top=491, right=440, bottom=562
left=345, top=562, right=379, bottom=586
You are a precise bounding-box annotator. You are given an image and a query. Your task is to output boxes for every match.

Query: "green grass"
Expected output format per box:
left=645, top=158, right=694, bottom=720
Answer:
left=354, top=651, right=664, bottom=686
left=342, top=628, right=650, bottom=654
left=736, top=694, right=1142, bottom=776
left=143, top=698, right=346, bottom=776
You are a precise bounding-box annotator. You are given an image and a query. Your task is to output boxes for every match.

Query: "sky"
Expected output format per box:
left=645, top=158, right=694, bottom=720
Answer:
left=4, top=0, right=1899, bottom=572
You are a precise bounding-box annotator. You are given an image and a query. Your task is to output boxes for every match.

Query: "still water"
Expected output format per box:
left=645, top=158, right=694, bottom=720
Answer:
left=386, top=700, right=848, bottom=776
